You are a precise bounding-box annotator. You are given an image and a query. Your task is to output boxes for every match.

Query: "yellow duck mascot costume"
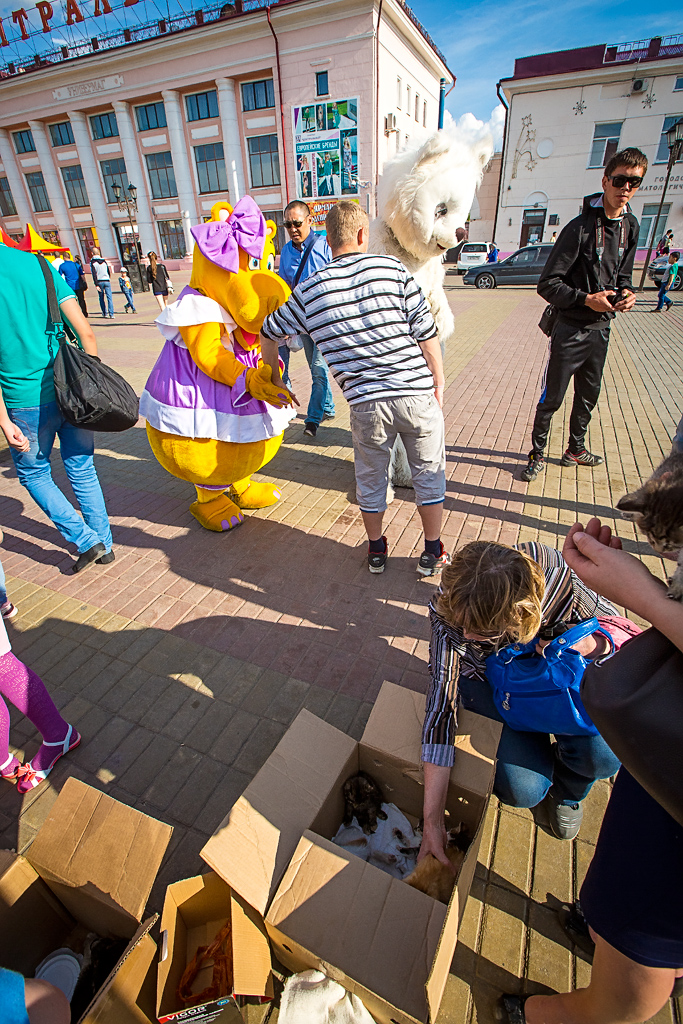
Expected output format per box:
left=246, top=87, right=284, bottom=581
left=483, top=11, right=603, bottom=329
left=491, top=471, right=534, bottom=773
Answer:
left=140, top=197, right=296, bottom=531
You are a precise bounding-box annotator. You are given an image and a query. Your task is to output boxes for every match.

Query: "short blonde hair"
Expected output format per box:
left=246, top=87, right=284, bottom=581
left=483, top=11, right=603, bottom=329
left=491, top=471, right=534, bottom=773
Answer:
left=435, top=542, right=545, bottom=645
left=325, top=202, right=368, bottom=250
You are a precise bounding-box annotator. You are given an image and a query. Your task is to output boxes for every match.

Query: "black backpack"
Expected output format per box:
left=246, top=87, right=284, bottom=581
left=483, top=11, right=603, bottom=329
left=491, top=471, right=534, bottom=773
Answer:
left=39, top=255, right=140, bottom=432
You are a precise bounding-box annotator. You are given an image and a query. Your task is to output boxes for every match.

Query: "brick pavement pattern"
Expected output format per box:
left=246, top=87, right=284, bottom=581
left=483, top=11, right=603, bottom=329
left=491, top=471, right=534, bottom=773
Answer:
left=0, top=277, right=680, bottom=1023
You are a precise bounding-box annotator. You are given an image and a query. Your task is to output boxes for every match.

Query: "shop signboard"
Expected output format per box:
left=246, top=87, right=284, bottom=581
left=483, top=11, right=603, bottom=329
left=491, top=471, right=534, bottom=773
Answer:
left=292, top=97, right=359, bottom=201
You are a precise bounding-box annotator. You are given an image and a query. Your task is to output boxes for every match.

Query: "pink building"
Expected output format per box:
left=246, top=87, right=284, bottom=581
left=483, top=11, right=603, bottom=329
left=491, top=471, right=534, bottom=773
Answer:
left=0, top=0, right=451, bottom=276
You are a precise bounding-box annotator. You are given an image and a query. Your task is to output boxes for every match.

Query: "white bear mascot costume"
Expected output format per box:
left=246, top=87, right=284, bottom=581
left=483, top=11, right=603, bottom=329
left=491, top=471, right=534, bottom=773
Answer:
left=371, top=127, right=493, bottom=487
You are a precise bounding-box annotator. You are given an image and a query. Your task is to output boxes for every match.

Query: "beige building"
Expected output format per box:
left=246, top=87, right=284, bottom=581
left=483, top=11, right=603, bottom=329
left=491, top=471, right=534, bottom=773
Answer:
left=468, top=151, right=501, bottom=244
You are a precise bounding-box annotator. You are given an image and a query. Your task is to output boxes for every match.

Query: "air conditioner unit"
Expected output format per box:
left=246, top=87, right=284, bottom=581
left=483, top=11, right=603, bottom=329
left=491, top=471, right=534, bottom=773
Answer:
left=385, top=112, right=397, bottom=134
left=631, top=78, right=649, bottom=93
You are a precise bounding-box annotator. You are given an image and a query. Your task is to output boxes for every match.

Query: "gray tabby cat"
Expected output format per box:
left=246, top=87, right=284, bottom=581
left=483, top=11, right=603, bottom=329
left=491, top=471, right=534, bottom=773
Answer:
left=617, top=452, right=683, bottom=600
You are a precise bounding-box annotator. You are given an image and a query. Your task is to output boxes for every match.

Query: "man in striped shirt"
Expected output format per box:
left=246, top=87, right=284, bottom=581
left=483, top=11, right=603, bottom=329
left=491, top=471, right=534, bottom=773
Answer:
left=261, top=201, right=449, bottom=576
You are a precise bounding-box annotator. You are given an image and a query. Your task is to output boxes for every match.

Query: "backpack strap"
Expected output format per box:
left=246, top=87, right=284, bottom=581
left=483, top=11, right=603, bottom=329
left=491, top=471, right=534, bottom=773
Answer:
left=292, top=232, right=317, bottom=289
left=36, top=254, right=65, bottom=340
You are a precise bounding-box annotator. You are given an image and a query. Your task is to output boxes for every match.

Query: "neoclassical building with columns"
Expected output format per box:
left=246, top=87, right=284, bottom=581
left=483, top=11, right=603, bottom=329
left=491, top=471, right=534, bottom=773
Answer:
left=0, top=0, right=450, bottom=271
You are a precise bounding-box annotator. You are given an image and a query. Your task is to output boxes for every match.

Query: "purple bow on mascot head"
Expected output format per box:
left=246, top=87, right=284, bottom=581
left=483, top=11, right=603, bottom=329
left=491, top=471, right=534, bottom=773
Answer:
left=191, top=196, right=267, bottom=275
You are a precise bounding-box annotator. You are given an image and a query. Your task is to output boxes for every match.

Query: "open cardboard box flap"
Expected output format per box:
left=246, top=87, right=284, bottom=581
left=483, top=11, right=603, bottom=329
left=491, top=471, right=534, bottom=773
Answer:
left=201, top=710, right=357, bottom=915
left=81, top=915, right=158, bottom=1024
left=362, top=682, right=501, bottom=798
left=26, top=778, right=172, bottom=936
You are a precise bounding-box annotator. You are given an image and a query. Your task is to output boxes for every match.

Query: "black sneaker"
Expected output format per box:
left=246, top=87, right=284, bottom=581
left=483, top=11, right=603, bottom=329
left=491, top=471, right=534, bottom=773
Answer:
left=96, top=550, right=115, bottom=565
left=561, top=448, right=603, bottom=467
left=72, top=542, right=106, bottom=574
left=303, top=422, right=317, bottom=438
left=520, top=454, right=545, bottom=482
left=417, top=543, right=451, bottom=577
left=368, top=537, right=388, bottom=574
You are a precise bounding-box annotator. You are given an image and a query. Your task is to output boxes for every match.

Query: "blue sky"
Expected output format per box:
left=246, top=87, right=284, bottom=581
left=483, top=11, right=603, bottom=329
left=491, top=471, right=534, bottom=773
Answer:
left=409, top=0, right=681, bottom=125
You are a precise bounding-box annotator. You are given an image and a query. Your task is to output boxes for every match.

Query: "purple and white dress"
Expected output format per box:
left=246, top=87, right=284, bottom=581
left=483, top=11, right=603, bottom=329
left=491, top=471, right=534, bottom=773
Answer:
left=140, top=286, right=296, bottom=443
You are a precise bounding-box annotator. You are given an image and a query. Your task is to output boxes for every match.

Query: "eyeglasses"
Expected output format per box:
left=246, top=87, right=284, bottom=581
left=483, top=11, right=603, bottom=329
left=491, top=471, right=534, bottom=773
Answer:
left=284, top=219, right=304, bottom=229
left=608, top=174, right=643, bottom=190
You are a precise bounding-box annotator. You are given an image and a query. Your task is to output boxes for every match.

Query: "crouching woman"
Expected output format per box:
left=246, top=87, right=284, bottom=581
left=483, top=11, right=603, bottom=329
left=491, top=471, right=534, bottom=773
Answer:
left=420, top=540, right=622, bottom=862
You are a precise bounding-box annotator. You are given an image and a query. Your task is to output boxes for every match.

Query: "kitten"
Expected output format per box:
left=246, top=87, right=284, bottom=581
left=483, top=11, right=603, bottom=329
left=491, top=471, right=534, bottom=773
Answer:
left=342, top=771, right=388, bottom=835
left=70, top=934, right=127, bottom=1020
left=616, top=453, right=683, bottom=600
left=404, top=825, right=472, bottom=904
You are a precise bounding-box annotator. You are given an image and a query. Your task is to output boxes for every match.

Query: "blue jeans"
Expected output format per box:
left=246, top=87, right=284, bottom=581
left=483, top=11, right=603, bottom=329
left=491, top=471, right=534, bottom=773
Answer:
left=278, top=344, right=291, bottom=387
left=657, top=281, right=673, bottom=311
left=121, top=285, right=136, bottom=312
left=96, top=280, right=114, bottom=316
left=8, top=402, right=112, bottom=555
left=458, top=672, right=620, bottom=807
left=302, top=334, right=335, bottom=425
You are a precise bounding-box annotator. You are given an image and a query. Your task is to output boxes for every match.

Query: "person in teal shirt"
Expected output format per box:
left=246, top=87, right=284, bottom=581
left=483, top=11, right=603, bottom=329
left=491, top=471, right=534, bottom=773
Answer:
left=0, top=248, right=113, bottom=573
left=655, top=250, right=679, bottom=311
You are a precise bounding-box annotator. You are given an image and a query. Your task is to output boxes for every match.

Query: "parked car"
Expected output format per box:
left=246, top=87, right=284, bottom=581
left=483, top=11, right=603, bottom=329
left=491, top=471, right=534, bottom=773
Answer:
left=463, top=244, right=555, bottom=288
left=647, top=253, right=682, bottom=291
left=453, top=242, right=490, bottom=274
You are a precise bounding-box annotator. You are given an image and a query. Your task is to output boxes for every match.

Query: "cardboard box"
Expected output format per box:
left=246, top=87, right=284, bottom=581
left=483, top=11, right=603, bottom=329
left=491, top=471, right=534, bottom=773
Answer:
left=157, top=870, right=273, bottom=1023
left=201, top=682, right=501, bottom=1024
left=0, top=777, right=172, bottom=1024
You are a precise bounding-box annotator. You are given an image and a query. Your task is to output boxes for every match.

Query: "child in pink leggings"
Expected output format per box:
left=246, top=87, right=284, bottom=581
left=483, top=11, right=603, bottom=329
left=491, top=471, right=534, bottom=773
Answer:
left=0, top=614, right=79, bottom=794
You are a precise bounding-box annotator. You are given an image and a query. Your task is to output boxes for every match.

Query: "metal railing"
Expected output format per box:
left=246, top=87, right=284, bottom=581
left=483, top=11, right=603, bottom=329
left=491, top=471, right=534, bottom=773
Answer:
left=604, top=34, right=683, bottom=63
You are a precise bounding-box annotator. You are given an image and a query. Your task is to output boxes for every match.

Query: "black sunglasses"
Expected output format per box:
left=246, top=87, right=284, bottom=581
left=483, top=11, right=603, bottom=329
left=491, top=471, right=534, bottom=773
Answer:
left=284, top=219, right=304, bottom=229
left=608, top=174, right=643, bottom=190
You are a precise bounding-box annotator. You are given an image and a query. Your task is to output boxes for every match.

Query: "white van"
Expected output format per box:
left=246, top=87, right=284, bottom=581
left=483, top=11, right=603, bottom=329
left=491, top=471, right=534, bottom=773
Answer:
left=456, top=242, right=490, bottom=274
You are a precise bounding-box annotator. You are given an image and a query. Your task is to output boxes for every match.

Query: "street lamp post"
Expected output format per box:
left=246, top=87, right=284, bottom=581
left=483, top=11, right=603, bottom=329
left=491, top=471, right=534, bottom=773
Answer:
left=112, top=181, right=146, bottom=293
left=638, top=117, right=683, bottom=291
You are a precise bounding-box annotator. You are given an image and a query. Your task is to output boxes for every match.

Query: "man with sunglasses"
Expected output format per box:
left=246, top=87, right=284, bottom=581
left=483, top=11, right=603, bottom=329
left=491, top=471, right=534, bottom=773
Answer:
left=521, top=148, right=647, bottom=482
left=278, top=200, right=335, bottom=438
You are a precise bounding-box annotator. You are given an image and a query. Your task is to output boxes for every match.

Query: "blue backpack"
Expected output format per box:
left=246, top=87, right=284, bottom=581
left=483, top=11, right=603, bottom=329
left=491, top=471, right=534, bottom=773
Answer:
left=485, top=618, right=613, bottom=736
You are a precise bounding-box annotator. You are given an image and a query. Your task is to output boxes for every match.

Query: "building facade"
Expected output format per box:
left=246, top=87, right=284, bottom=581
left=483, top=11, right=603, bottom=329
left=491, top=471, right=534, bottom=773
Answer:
left=0, top=0, right=451, bottom=269
left=494, top=36, right=683, bottom=256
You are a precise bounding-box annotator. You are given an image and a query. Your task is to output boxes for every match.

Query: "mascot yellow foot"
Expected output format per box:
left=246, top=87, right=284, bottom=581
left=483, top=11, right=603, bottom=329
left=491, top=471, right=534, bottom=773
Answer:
left=230, top=478, right=281, bottom=510
left=190, top=489, right=245, bottom=532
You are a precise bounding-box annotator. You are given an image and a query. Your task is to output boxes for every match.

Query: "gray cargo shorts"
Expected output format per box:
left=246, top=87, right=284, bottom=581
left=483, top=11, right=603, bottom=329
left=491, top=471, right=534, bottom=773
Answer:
left=349, top=394, right=446, bottom=513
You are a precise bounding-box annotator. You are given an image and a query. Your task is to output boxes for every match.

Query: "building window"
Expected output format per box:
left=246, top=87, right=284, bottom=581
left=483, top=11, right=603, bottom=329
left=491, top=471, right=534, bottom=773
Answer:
left=90, top=112, right=119, bottom=140
left=185, top=90, right=219, bottom=122
left=135, top=101, right=167, bottom=132
left=675, top=77, right=683, bottom=92
left=78, top=227, right=98, bottom=262
left=8, top=233, right=22, bottom=243
left=25, top=171, right=51, bottom=212
left=158, top=220, right=185, bottom=259
left=13, top=129, right=35, bottom=154
left=61, top=165, right=89, bottom=208
left=42, top=229, right=61, bottom=246
left=637, top=203, right=671, bottom=248
left=263, top=209, right=285, bottom=254
left=316, top=71, right=328, bottom=97
left=415, top=92, right=419, bottom=121
left=247, top=134, right=280, bottom=188
left=146, top=151, right=177, bottom=198
left=588, top=122, right=622, bottom=167
left=397, top=78, right=402, bottom=109
left=100, top=158, right=129, bottom=204
left=194, top=143, right=227, bottom=194
left=406, top=85, right=411, bottom=115
left=241, top=79, right=275, bottom=111
left=49, top=121, right=75, bottom=147
left=655, top=115, right=683, bottom=163
left=423, top=100, right=427, bottom=127
left=0, top=177, right=16, bottom=216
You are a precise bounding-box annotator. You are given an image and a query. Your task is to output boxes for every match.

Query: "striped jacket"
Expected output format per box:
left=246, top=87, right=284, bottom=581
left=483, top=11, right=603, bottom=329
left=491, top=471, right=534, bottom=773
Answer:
left=422, top=542, right=618, bottom=766
left=261, top=252, right=437, bottom=406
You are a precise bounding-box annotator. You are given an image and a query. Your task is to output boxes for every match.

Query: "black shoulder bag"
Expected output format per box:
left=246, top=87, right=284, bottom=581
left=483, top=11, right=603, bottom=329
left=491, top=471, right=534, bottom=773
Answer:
left=39, top=255, right=140, bottom=432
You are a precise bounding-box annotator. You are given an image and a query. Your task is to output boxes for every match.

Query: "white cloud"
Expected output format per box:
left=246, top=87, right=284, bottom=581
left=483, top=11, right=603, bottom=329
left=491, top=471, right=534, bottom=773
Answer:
left=444, top=104, right=505, bottom=152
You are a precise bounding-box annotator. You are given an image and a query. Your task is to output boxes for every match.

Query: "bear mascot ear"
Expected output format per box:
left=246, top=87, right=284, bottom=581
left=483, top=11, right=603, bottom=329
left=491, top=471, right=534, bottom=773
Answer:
left=413, top=131, right=453, bottom=171
left=210, top=201, right=234, bottom=222
left=265, top=219, right=278, bottom=240
left=472, top=133, right=495, bottom=171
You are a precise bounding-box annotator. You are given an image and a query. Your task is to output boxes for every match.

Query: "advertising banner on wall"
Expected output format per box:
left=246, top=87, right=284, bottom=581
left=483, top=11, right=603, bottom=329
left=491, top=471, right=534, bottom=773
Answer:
left=308, top=198, right=360, bottom=233
left=292, top=97, right=358, bottom=200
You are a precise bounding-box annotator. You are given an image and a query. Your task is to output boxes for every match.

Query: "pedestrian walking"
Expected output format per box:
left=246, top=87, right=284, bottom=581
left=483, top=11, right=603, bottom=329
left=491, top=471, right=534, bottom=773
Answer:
left=277, top=200, right=336, bottom=438
left=487, top=243, right=499, bottom=263
left=0, top=549, right=17, bottom=620
left=654, top=250, right=679, bottom=312
left=58, top=253, right=87, bottom=320
left=656, top=228, right=674, bottom=256
left=0, top=247, right=114, bottom=573
left=119, top=267, right=137, bottom=313
left=89, top=247, right=115, bottom=319
left=521, top=148, right=646, bottom=482
left=549, top=231, right=558, bottom=244
left=146, top=251, right=171, bottom=311
left=72, top=254, right=89, bottom=317
left=262, top=201, right=448, bottom=576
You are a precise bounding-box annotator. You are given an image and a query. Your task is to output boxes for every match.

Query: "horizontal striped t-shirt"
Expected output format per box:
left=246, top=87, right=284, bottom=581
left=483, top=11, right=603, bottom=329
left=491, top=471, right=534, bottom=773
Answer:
left=261, top=252, right=438, bottom=406
left=422, top=542, right=619, bottom=767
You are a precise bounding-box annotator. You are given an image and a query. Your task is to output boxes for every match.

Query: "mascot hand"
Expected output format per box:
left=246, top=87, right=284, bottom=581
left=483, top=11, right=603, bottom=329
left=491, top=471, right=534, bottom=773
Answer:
left=245, top=365, right=295, bottom=408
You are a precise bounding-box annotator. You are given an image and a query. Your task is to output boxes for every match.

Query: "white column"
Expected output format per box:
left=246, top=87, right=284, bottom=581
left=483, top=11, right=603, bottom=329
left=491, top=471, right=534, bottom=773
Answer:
left=216, top=77, right=247, bottom=202
left=0, top=129, right=33, bottom=225
left=67, top=110, right=117, bottom=258
left=161, top=89, right=198, bottom=253
left=112, top=100, right=157, bottom=254
left=27, top=120, right=78, bottom=254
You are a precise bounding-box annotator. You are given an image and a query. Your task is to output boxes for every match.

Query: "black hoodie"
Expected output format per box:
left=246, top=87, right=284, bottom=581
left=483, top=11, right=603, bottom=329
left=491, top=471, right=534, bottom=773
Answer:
left=537, top=192, right=639, bottom=329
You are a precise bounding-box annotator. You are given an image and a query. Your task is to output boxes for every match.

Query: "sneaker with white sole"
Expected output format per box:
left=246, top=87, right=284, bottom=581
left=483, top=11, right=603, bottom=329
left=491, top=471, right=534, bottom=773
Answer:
left=417, top=543, right=451, bottom=576
left=0, top=602, right=18, bottom=620
left=368, top=537, right=388, bottom=573
left=521, top=454, right=545, bottom=482
left=547, top=791, right=583, bottom=840
left=561, top=448, right=603, bottom=467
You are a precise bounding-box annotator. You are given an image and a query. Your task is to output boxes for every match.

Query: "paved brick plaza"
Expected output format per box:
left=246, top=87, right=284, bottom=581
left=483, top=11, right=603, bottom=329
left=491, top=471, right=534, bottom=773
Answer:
left=0, top=275, right=680, bottom=1022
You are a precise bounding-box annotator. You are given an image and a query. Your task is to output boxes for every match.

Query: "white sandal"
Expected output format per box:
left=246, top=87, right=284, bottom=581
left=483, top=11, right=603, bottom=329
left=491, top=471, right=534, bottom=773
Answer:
left=17, top=725, right=81, bottom=794
left=0, top=752, right=19, bottom=781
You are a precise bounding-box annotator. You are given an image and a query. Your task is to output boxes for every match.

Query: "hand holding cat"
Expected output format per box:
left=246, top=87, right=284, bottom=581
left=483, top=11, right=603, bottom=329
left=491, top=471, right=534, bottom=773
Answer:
left=418, top=823, right=458, bottom=874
